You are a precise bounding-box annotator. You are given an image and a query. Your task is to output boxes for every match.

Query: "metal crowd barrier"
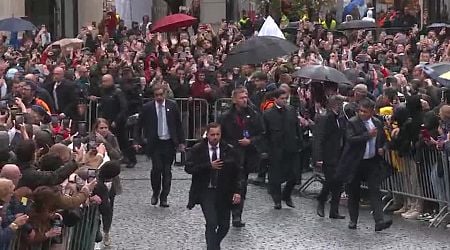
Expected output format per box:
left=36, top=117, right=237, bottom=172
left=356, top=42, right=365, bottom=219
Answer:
left=9, top=205, right=99, bottom=250
left=213, top=98, right=233, bottom=122
left=175, top=98, right=209, bottom=142
left=365, top=147, right=450, bottom=227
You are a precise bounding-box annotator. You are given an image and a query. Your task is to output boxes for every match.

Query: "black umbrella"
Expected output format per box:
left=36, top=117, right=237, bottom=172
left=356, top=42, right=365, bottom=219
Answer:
left=222, top=36, right=298, bottom=69
left=423, top=63, right=450, bottom=87
left=293, top=65, right=352, bottom=85
left=338, top=20, right=377, bottom=30
left=0, top=17, right=36, bottom=32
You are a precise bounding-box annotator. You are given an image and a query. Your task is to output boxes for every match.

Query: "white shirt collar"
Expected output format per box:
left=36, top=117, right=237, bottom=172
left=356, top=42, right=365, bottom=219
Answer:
left=157, top=100, right=166, bottom=108
left=208, top=142, right=219, bottom=149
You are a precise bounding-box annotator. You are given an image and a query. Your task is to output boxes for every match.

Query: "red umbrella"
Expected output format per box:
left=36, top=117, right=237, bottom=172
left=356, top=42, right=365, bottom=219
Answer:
left=151, top=13, right=197, bottom=33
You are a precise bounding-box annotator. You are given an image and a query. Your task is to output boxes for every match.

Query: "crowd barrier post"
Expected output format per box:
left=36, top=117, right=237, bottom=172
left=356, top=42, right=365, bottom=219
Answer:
left=174, top=98, right=209, bottom=143
left=213, top=98, right=233, bottom=122
left=7, top=205, right=99, bottom=250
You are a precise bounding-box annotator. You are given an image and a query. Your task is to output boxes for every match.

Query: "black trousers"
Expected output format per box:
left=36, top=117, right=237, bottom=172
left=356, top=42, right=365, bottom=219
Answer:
left=150, top=139, right=175, bottom=201
left=101, top=194, right=115, bottom=233
left=232, top=173, right=247, bottom=222
left=347, top=158, right=384, bottom=224
left=317, top=164, right=342, bottom=215
left=200, top=189, right=231, bottom=250
left=270, top=180, right=296, bottom=204
left=112, top=123, right=136, bottom=164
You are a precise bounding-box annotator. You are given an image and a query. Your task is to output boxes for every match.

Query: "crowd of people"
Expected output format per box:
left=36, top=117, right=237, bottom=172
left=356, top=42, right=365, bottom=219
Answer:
left=0, top=3, right=449, bottom=249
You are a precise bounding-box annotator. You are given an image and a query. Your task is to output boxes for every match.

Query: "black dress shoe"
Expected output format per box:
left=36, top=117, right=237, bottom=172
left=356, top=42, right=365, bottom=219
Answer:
left=284, top=199, right=295, bottom=208
left=348, top=221, right=357, bottom=229
left=274, top=203, right=282, bottom=209
left=316, top=202, right=325, bottom=217
left=375, top=219, right=393, bottom=232
left=151, top=196, right=158, bottom=206
left=232, top=221, right=246, bottom=228
left=160, top=200, right=170, bottom=207
left=329, top=214, right=346, bottom=219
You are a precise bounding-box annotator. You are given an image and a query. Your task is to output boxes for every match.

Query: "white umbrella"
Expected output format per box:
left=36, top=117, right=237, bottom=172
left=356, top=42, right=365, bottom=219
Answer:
left=258, top=16, right=285, bottom=40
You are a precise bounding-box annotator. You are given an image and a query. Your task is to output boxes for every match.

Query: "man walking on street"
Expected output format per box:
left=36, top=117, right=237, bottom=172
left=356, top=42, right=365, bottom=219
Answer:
left=335, top=98, right=393, bottom=231
left=313, top=95, right=346, bottom=219
left=263, top=89, right=303, bottom=209
left=219, top=87, right=264, bottom=227
left=135, top=84, right=185, bottom=207
left=185, top=123, right=242, bottom=250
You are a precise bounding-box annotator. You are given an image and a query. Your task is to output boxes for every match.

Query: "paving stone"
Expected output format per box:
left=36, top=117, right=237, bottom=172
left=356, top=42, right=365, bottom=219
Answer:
left=106, top=156, right=450, bottom=250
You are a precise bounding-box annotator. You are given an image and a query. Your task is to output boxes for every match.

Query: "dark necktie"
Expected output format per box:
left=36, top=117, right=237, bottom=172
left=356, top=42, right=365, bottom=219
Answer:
left=209, top=146, right=218, bottom=188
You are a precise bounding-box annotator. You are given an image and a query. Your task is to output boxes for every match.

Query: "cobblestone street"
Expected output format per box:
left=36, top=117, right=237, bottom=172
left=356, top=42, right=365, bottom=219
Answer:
left=108, top=156, right=449, bottom=250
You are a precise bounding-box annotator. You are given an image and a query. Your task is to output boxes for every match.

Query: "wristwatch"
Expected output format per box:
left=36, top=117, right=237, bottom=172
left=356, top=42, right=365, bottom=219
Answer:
left=9, top=222, right=19, bottom=230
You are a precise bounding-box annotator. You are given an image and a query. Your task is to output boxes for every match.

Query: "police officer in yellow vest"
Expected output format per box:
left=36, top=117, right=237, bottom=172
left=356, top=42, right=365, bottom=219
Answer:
left=321, top=13, right=337, bottom=30
left=239, top=10, right=254, bottom=38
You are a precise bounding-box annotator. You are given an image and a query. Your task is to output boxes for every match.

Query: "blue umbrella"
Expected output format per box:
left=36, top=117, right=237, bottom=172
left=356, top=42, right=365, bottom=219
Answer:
left=0, top=17, right=37, bottom=32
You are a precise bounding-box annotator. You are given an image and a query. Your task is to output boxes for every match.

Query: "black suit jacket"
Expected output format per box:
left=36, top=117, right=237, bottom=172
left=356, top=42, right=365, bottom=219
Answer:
left=312, top=110, right=345, bottom=166
left=218, top=105, right=266, bottom=172
left=335, top=116, right=386, bottom=183
left=44, top=80, right=78, bottom=117
left=136, top=99, right=185, bottom=155
left=185, top=139, right=243, bottom=209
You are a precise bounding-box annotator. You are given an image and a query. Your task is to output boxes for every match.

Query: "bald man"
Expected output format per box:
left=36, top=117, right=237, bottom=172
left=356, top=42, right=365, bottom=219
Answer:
left=0, top=164, right=22, bottom=186
left=44, top=67, right=78, bottom=118
left=98, top=74, right=131, bottom=166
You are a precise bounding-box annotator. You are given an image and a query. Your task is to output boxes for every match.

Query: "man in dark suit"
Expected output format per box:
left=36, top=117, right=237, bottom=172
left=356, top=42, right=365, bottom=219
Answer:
left=335, top=98, right=392, bottom=231
left=219, top=87, right=265, bottom=227
left=263, top=88, right=302, bottom=209
left=313, top=95, right=346, bottom=219
left=135, top=84, right=185, bottom=207
left=44, top=67, right=78, bottom=118
left=185, top=123, right=242, bottom=250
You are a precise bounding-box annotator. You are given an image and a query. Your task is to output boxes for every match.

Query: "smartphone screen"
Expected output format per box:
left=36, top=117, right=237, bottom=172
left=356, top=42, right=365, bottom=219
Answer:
left=51, top=115, right=59, bottom=125
left=78, top=122, right=87, bottom=136
left=62, top=119, right=70, bottom=129
left=73, top=137, right=82, bottom=152
left=87, top=169, right=96, bottom=182
left=15, top=114, right=24, bottom=125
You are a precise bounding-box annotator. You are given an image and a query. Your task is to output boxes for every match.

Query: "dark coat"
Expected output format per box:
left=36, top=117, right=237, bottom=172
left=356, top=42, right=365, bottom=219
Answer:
left=136, top=99, right=185, bottom=155
left=98, top=87, right=128, bottom=126
left=263, top=105, right=303, bottom=183
left=335, top=116, right=386, bottom=183
left=185, top=139, right=243, bottom=209
left=43, top=80, right=78, bottom=118
left=17, top=160, right=78, bottom=190
left=312, top=109, right=345, bottom=166
left=218, top=105, right=265, bottom=172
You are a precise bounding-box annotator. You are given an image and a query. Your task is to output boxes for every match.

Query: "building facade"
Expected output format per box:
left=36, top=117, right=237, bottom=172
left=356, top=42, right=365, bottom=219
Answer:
left=0, top=0, right=103, bottom=39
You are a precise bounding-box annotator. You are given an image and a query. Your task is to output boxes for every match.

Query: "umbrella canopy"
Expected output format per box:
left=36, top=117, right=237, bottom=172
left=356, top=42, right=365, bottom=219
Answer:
left=0, top=17, right=36, bottom=32
left=51, top=38, right=84, bottom=49
left=222, top=36, right=298, bottom=69
left=293, top=65, right=352, bottom=85
left=423, top=63, right=450, bottom=87
left=338, top=20, right=377, bottom=30
left=151, top=14, right=197, bottom=33
left=427, top=23, right=449, bottom=29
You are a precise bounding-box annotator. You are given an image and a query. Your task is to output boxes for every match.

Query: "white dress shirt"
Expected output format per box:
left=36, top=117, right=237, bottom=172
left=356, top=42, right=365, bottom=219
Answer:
left=156, top=100, right=170, bottom=140
left=363, top=118, right=376, bottom=159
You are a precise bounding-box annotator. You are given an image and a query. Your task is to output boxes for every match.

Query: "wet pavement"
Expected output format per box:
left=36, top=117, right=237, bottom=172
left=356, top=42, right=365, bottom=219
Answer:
left=106, top=156, right=450, bottom=250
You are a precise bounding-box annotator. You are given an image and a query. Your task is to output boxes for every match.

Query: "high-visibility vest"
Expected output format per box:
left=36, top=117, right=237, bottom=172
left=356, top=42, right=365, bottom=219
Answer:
left=321, top=19, right=337, bottom=30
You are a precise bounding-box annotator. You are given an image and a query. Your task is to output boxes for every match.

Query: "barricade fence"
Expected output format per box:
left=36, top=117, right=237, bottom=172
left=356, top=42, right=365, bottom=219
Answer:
left=9, top=205, right=99, bottom=250
left=363, top=147, right=450, bottom=227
